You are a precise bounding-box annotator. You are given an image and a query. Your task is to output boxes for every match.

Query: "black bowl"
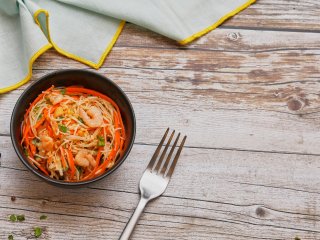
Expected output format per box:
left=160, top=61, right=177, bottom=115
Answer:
left=10, top=69, right=136, bottom=187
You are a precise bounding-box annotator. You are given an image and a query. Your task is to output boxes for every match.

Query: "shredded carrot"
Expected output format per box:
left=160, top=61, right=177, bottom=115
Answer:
left=37, top=164, right=49, bottom=176
left=21, top=123, right=30, bottom=144
left=34, top=116, right=45, bottom=129
left=50, top=105, right=59, bottom=113
left=60, top=147, right=67, bottom=170
left=45, top=121, right=53, bottom=137
left=67, top=148, right=76, bottom=179
left=30, top=143, right=36, bottom=156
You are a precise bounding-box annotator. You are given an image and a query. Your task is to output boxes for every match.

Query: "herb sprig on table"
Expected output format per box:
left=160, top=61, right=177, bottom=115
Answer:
left=8, top=214, right=47, bottom=239
left=8, top=214, right=25, bottom=222
left=34, top=227, right=43, bottom=238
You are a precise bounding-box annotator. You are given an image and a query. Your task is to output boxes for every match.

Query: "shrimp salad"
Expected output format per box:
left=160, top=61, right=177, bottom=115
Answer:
left=21, top=86, right=126, bottom=181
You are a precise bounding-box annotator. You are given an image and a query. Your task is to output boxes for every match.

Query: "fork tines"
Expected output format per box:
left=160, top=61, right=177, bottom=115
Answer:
left=147, top=128, right=186, bottom=178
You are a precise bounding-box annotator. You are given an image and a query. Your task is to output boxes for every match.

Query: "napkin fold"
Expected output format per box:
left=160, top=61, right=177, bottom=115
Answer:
left=0, top=0, right=255, bottom=93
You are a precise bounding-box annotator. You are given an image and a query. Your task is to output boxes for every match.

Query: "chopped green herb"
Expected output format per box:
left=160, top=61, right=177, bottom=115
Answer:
left=23, top=148, right=29, bottom=157
left=76, top=166, right=83, bottom=174
left=9, top=214, right=17, bottom=222
left=40, top=215, right=47, bottom=220
left=60, top=88, right=66, bottom=95
left=9, top=214, right=25, bottom=222
left=34, top=227, right=42, bottom=238
left=32, top=138, right=40, bottom=145
left=97, top=136, right=105, bottom=147
left=58, top=124, right=68, bottom=133
left=45, top=97, right=52, bottom=105
left=16, top=215, right=25, bottom=222
left=37, top=114, right=43, bottom=120
left=34, top=106, right=40, bottom=112
left=8, top=235, right=14, bottom=240
left=78, top=117, right=84, bottom=124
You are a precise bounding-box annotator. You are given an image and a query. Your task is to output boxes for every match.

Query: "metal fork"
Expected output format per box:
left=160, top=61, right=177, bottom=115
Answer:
left=119, top=128, right=187, bottom=240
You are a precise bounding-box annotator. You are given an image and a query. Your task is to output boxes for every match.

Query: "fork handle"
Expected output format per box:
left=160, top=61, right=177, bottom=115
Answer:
left=119, top=197, right=148, bottom=240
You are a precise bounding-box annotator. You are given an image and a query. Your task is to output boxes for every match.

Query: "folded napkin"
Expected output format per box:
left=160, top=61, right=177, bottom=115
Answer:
left=0, top=0, right=255, bottom=93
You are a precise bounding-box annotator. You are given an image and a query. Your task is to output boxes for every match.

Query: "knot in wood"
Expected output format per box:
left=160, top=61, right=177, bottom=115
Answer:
left=227, top=32, right=241, bottom=41
left=287, top=98, right=303, bottom=111
left=255, top=207, right=266, bottom=217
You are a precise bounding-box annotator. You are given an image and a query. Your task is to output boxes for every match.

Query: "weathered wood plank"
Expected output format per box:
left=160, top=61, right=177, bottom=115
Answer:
left=221, top=0, right=320, bottom=31
left=117, top=24, right=320, bottom=51
left=1, top=27, right=319, bottom=154
left=1, top=135, right=320, bottom=239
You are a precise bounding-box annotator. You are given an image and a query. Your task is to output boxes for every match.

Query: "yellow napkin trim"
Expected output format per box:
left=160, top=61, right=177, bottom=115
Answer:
left=33, top=9, right=125, bottom=69
left=178, top=0, right=256, bottom=45
left=0, top=44, right=52, bottom=94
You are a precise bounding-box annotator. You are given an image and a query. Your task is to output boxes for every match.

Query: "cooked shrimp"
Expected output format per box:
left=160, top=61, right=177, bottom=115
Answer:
left=38, top=135, right=54, bottom=153
left=48, top=93, right=63, bottom=105
left=79, top=106, right=103, bottom=128
left=74, top=150, right=96, bottom=168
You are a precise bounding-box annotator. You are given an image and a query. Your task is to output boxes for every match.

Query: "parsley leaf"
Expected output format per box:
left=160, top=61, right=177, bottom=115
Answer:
left=76, top=166, right=83, bottom=174
left=45, top=97, right=52, bottom=105
left=9, top=215, right=17, bottom=222
left=40, top=215, right=47, bottom=220
left=23, top=148, right=29, bottom=157
left=34, top=106, right=40, bottom=112
left=60, top=88, right=66, bottom=95
left=32, top=138, right=40, bottom=145
left=16, top=215, right=25, bottom=222
left=8, top=235, right=14, bottom=240
left=37, top=114, right=43, bottom=120
left=97, top=136, right=105, bottom=147
left=9, top=214, right=25, bottom=222
left=78, top=117, right=84, bottom=124
left=58, top=124, right=68, bottom=133
left=34, top=227, right=42, bottom=238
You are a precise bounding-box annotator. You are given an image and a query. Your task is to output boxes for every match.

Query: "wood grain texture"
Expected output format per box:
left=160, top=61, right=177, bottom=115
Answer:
left=1, top=2, right=320, bottom=239
left=223, top=0, right=320, bottom=31
left=1, top=136, right=320, bottom=240
left=1, top=26, right=319, bottom=154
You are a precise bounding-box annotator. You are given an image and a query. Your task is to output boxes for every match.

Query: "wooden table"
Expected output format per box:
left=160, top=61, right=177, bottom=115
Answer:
left=1, top=1, right=320, bottom=239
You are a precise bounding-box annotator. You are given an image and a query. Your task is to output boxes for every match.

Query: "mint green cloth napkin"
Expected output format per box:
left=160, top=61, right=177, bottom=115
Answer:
left=0, top=0, right=255, bottom=93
